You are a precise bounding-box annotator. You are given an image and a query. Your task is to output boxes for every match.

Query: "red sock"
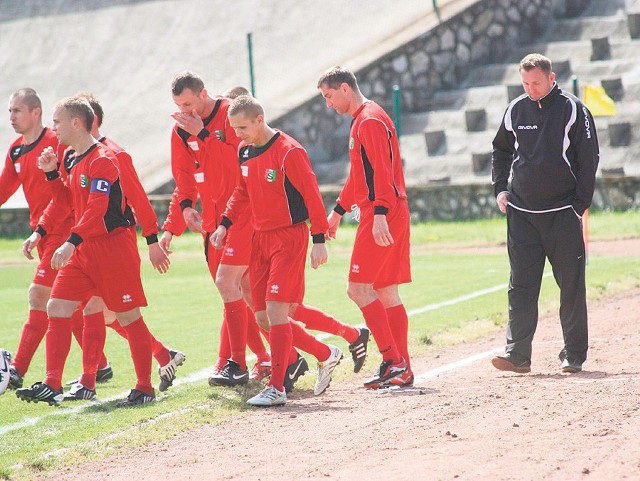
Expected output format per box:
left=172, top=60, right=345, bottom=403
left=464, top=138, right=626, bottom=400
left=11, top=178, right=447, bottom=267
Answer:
left=268, top=323, right=292, bottom=392
left=224, top=299, right=248, bottom=370
left=287, top=347, right=300, bottom=365
left=12, top=309, right=49, bottom=377
left=70, top=308, right=84, bottom=346
left=290, top=321, right=331, bottom=362
left=387, top=304, right=410, bottom=369
left=110, top=319, right=168, bottom=365
left=79, top=312, right=106, bottom=390
left=44, top=317, right=73, bottom=390
left=122, top=317, right=154, bottom=394
left=293, top=304, right=359, bottom=344
left=360, top=299, right=401, bottom=363
left=108, top=319, right=127, bottom=338
left=218, top=315, right=231, bottom=361
left=246, top=306, right=269, bottom=362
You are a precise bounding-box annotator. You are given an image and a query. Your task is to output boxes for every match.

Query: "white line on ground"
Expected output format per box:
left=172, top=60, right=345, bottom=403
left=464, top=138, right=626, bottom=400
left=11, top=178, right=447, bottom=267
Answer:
left=0, top=279, right=522, bottom=436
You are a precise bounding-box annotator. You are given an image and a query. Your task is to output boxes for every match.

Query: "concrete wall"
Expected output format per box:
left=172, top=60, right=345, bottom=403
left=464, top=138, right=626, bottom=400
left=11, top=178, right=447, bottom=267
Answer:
left=1, top=175, right=637, bottom=237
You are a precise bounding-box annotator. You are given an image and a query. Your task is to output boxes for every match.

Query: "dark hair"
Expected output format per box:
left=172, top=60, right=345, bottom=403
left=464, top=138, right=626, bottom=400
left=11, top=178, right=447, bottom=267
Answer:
left=55, top=97, right=95, bottom=132
left=11, top=88, right=42, bottom=113
left=228, top=95, right=264, bottom=118
left=171, top=71, right=205, bottom=96
left=317, top=66, right=358, bottom=90
left=519, top=53, right=552, bottom=74
left=75, top=91, right=103, bottom=127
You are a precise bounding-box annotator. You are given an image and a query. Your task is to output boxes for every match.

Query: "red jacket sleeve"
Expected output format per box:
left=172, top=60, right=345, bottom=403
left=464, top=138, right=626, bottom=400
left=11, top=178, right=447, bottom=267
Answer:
left=161, top=188, right=188, bottom=236
left=115, top=150, right=158, bottom=239
left=171, top=126, right=198, bottom=210
left=283, top=147, right=328, bottom=237
left=0, top=152, right=20, bottom=206
left=37, top=173, right=73, bottom=235
left=357, top=118, right=398, bottom=211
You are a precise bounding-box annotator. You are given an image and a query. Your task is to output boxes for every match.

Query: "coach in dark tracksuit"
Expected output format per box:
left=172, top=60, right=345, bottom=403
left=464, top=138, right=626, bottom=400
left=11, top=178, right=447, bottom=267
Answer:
left=490, top=53, right=599, bottom=374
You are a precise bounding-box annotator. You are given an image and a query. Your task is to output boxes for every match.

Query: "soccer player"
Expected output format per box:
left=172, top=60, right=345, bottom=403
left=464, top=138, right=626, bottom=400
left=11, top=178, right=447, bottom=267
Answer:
left=0, top=88, right=80, bottom=391
left=211, top=95, right=342, bottom=406
left=61, top=92, right=184, bottom=398
left=15, top=97, right=158, bottom=407
left=317, top=66, right=413, bottom=388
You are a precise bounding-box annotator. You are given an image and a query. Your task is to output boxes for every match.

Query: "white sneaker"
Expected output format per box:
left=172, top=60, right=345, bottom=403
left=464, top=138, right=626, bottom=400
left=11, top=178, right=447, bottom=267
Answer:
left=247, top=385, right=286, bottom=407
left=314, top=345, right=343, bottom=395
left=158, top=350, right=186, bottom=392
left=0, top=350, right=12, bottom=396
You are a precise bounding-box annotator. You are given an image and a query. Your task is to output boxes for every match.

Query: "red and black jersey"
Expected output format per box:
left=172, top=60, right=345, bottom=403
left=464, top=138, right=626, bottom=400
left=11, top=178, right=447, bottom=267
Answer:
left=336, top=101, right=407, bottom=215
left=0, top=128, right=72, bottom=232
left=222, top=131, right=328, bottom=241
left=170, top=96, right=240, bottom=232
left=99, top=136, right=158, bottom=242
left=41, top=143, right=134, bottom=245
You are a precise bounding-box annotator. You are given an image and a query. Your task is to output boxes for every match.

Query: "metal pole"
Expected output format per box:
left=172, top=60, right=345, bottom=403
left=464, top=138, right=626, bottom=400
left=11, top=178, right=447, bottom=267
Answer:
left=247, top=32, right=256, bottom=97
left=432, top=0, right=437, bottom=10
left=392, top=85, right=402, bottom=139
left=572, top=75, right=578, bottom=96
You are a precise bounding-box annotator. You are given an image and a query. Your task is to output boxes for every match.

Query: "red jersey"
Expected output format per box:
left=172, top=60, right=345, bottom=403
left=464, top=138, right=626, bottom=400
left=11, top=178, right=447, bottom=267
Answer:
left=41, top=143, right=134, bottom=245
left=336, top=101, right=407, bottom=215
left=0, top=128, right=72, bottom=233
left=222, top=131, right=328, bottom=241
left=170, top=96, right=240, bottom=232
left=99, top=136, right=158, bottom=242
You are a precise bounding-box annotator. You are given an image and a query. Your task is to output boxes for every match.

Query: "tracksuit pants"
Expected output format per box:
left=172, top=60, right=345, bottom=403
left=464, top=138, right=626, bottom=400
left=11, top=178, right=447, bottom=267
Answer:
left=505, top=207, right=588, bottom=363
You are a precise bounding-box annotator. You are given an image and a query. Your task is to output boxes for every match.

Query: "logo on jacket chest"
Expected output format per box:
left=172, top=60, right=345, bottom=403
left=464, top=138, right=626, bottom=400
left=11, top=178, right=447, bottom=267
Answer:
left=265, top=168, right=277, bottom=182
left=517, top=125, right=538, bottom=130
left=79, top=174, right=89, bottom=188
left=349, top=137, right=355, bottom=149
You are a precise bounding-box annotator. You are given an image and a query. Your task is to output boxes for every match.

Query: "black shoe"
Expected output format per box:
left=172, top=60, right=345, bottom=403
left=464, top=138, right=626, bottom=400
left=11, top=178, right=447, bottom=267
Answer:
left=63, top=383, right=97, bottom=401
left=349, top=327, right=370, bottom=373
left=283, top=353, right=309, bottom=393
left=15, top=382, right=64, bottom=406
left=9, top=365, right=23, bottom=389
left=560, top=353, right=583, bottom=373
left=158, top=350, right=186, bottom=392
left=491, top=352, right=531, bottom=373
left=66, top=365, right=114, bottom=386
left=116, top=388, right=155, bottom=407
left=363, top=359, right=408, bottom=389
left=208, top=360, right=249, bottom=387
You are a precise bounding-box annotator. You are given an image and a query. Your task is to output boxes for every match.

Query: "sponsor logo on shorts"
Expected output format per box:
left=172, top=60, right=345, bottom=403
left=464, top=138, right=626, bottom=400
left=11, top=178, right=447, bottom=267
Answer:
left=80, top=174, right=89, bottom=188
left=265, top=169, right=277, bottom=182
left=349, top=137, right=355, bottom=149
left=225, top=247, right=234, bottom=256
left=241, top=165, right=249, bottom=176
left=37, top=269, right=46, bottom=277
left=122, top=294, right=132, bottom=303
left=351, top=264, right=360, bottom=274
left=214, top=130, right=225, bottom=141
left=90, top=178, right=111, bottom=194
left=270, top=284, right=279, bottom=294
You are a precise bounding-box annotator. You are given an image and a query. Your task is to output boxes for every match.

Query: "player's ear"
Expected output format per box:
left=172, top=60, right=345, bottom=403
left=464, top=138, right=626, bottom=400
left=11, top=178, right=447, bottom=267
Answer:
left=200, top=88, right=208, bottom=100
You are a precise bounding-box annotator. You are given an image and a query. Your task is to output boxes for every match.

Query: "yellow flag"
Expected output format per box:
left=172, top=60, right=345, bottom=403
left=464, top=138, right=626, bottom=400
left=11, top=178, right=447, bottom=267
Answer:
left=582, top=84, right=617, bottom=116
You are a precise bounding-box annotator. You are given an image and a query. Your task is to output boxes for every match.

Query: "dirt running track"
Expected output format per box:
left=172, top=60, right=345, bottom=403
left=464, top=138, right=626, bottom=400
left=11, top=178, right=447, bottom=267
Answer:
left=49, top=241, right=640, bottom=481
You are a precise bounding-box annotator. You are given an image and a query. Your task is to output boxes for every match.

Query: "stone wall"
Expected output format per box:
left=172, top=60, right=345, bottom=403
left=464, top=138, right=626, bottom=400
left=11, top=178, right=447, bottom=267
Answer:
left=1, top=175, right=636, bottom=237
left=273, top=0, right=590, bottom=184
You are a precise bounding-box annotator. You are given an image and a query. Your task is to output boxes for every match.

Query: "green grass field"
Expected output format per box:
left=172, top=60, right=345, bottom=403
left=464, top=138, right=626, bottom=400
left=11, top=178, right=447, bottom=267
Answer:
left=0, top=211, right=639, bottom=480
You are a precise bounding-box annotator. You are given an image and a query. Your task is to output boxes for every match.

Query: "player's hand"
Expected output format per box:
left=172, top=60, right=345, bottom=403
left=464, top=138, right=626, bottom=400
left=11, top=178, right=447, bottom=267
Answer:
left=159, top=231, right=174, bottom=254
left=148, top=242, right=170, bottom=274
left=310, top=243, right=328, bottom=269
left=497, top=192, right=509, bottom=214
left=170, top=109, right=205, bottom=137
left=51, top=242, right=75, bottom=270
left=183, top=207, right=204, bottom=233
left=210, top=225, right=227, bottom=249
left=372, top=214, right=394, bottom=247
left=22, top=231, right=42, bottom=260
left=326, top=211, right=341, bottom=240
left=37, top=146, right=58, bottom=173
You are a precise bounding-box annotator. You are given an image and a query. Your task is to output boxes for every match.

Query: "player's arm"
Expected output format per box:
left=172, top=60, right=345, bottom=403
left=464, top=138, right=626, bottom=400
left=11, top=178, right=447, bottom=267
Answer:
left=571, top=104, right=600, bottom=217
left=491, top=110, right=516, bottom=206
left=0, top=153, right=21, bottom=207
left=213, top=167, right=250, bottom=249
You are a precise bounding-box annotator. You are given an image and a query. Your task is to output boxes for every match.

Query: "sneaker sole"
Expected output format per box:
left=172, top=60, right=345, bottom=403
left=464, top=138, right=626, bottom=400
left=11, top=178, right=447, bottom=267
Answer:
left=208, top=377, right=249, bottom=387
left=491, top=357, right=531, bottom=373
left=314, top=353, right=343, bottom=396
left=16, top=393, right=61, bottom=406
left=561, top=366, right=582, bottom=373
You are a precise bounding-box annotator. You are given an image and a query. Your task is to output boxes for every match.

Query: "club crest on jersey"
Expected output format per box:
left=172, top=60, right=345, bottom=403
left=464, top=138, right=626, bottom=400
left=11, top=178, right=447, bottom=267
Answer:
left=80, top=174, right=89, bottom=188
left=90, top=178, right=111, bottom=194
left=214, top=130, right=225, bottom=141
left=12, top=146, right=21, bottom=158
left=265, top=169, right=277, bottom=182
left=349, top=137, right=355, bottom=149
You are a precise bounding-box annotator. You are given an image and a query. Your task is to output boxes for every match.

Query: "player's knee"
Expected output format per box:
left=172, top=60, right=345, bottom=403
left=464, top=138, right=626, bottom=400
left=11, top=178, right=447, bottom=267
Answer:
left=27, top=284, right=50, bottom=310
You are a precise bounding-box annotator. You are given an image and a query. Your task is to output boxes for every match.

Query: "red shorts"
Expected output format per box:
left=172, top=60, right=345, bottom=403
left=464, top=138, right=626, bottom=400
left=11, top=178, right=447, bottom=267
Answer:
left=349, top=199, right=412, bottom=289
left=204, top=232, right=224, bottom=280
left=221, top=215, right=252, bottom=267
left=33, top=232, right=68, bottom=287
left=250, top=222, right=308, bottom=312
left=51, top=227, right=147, bottom=311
